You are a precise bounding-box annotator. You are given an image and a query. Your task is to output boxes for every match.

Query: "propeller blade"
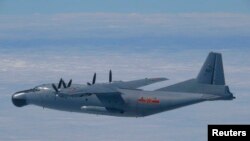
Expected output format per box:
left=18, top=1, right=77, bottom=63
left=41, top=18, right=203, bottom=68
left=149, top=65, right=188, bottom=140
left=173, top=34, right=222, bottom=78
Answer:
left=109, top=70, right=112, bottom=83
left=52, top=83, right=59, bottom=92
left=67, top=79, right=72, bottom=88
left=62, top=79, right=66, bottom=88
left=87, top=82, right=91, bottom=86
left=58, top=78, right=63, bottom=89
left=92, top=73, right=96, bottom=84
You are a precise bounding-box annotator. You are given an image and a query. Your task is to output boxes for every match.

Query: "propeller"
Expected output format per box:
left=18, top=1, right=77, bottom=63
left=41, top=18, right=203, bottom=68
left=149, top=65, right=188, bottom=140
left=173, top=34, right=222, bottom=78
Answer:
left=58, top=78, right=63, bottom=89
left=67, top=79, right=72, bottom=88
left=51, top=78, right=73, bottom=98
left=62, top=80, right=66, bottom=88
left=53, top=78, right=72, bottom=93
left=58, top=78, right=67, bottom=88
left=52, top=83, right=59, bottom=93
left=109, top=70, right=112, bottom=83
left=87, top=73, right=96, bottom=86
left=92, top=73, right=96, bottom=84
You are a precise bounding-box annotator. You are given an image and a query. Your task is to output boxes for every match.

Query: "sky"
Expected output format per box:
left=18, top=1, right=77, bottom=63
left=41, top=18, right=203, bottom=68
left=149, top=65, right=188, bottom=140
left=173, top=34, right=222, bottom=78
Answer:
left=1, top=0, right=250, bottom=14
left=0, top=1, right=250, bottom=141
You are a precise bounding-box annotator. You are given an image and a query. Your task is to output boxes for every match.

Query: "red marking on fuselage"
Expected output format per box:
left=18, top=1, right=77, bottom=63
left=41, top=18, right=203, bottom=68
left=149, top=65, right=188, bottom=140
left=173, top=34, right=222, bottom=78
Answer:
left=138, top=97, right=160, bottom=104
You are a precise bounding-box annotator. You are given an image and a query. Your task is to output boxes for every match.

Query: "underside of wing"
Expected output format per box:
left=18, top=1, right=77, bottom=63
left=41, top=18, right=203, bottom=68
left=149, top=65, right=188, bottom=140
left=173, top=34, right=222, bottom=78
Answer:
left=95, top=92, right=126, bottom=113
left=58, top=87, right=126, bottom=113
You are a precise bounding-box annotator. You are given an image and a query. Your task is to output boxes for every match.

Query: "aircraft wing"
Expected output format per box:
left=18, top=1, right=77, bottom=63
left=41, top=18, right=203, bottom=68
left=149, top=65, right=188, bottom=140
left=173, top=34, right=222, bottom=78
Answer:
left=58, top=85, right=112, bottom=97
left=95, top=92, right=126, bottom=113
left=58, top=77, right=167, bottom=97
left=111, top=77, right=168, bottom=89
left=58, top=87, right=126, bottom=112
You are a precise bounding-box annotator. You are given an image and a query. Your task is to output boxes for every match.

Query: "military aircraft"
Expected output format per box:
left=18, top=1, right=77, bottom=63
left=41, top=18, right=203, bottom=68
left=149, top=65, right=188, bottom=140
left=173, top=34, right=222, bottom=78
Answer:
left=12, top=52, right=235, bottom=117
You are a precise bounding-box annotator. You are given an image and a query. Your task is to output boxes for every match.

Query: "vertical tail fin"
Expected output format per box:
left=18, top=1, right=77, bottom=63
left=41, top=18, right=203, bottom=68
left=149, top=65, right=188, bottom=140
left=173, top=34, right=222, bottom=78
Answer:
left=197, top=52, right=225, bottom=85
left=156, top=52, right=234, bottom=99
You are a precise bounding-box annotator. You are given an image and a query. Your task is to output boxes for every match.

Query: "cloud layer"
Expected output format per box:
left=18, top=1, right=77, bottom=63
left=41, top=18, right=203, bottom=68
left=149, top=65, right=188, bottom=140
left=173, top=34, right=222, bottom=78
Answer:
left=1, top=13, right=250, bottom=48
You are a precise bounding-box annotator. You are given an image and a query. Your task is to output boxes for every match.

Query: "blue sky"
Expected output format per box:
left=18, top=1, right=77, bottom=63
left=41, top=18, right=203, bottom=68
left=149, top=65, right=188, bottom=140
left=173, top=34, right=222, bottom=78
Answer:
left=1, top=0, right=250, bottom=14
left=0, top=1, right=250, bottom=141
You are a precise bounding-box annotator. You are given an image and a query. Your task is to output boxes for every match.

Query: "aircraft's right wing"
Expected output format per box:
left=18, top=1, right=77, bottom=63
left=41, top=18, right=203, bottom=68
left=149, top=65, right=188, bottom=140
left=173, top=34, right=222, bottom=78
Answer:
left=95, top=92, right=126, bottom=113
left=57, top=86, right=126, bottom=113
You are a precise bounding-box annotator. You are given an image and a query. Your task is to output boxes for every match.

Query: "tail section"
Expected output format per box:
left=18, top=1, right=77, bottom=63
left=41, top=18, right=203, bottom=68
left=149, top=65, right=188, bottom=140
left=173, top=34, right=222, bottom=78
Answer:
left=156, top=52, right=235, bottom=100
left=197, top=52, right=225, bottom=85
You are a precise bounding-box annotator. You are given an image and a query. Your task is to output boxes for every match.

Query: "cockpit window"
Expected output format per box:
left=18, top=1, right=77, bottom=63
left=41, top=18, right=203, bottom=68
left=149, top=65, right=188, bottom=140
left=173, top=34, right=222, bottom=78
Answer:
left=34, top=86, right=49, bottom=91
left=15, top=85, right=50, bottom=94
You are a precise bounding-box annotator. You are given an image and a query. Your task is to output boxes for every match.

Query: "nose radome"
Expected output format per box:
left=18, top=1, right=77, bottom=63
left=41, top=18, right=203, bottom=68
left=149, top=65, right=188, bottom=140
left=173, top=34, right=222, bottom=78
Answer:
left=12, top=92, right=27, bottom=107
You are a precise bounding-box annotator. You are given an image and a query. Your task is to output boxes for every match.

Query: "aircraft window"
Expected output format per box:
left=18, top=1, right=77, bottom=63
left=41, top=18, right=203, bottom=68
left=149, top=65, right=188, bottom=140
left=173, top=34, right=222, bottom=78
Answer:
left=34, top=87, right=49, bottom=91
left=41, top=87, right=49, bottom=90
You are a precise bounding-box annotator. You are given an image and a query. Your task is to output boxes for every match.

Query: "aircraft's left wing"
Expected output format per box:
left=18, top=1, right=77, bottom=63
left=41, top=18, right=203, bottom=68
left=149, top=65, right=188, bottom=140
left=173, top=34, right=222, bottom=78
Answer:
left=57, top=86, right=110, bottom=97
left=58, top=77, right=167, bottom=97
left=110, top=77, right=168, bottom=89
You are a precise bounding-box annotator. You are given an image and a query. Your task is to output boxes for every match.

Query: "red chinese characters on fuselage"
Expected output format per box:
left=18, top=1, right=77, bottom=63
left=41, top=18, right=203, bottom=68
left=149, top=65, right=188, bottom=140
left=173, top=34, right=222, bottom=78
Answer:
left=138, top=97, right=160, bottom=104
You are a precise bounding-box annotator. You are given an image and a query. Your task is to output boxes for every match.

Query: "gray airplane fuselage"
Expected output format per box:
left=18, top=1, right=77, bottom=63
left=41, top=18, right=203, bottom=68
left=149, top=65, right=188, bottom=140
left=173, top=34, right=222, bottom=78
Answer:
left=13, top=88, right=199, bottom=117
left=12, top=80, right=234, bottom=117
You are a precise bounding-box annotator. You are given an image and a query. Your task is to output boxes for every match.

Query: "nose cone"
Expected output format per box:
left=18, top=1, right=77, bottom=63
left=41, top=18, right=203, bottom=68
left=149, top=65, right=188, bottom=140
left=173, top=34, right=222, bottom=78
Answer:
left=12, top=92, right=27, bottom=107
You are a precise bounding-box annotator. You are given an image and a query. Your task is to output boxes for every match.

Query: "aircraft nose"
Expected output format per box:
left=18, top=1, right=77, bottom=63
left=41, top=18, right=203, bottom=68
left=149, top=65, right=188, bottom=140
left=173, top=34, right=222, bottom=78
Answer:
left=12, top=92, right=27, bottom=107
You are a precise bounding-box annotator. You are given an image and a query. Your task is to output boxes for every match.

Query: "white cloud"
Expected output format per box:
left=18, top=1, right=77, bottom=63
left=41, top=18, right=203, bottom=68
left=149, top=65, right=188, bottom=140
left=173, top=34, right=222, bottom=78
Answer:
left=0, top=49, right=249, bottom=91
left=1, top=13, right=250, bottom=40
